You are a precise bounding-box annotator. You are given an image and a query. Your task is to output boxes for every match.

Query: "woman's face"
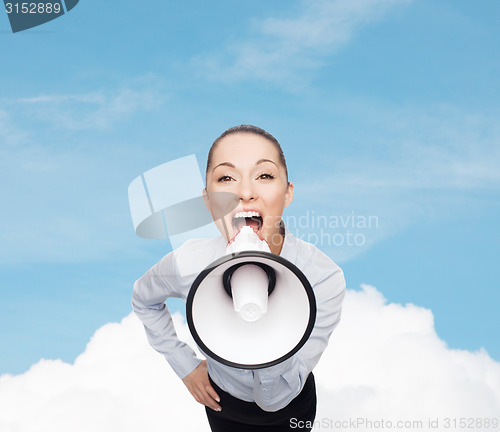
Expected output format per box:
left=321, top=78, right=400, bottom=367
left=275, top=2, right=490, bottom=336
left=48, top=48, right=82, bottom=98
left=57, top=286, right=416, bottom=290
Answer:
left=205, top=132, right=294, bottom=254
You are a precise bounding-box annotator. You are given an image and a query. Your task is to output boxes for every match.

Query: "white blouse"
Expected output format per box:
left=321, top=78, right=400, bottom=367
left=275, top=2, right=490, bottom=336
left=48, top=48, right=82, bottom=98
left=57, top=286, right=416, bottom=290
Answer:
left=132, top=225, right=345, bottom=412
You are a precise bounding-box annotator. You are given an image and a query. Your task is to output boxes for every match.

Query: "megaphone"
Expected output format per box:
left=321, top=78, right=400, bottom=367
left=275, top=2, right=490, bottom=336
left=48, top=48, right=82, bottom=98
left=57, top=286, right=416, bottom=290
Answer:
left=186, top=226, right=316, bottom=369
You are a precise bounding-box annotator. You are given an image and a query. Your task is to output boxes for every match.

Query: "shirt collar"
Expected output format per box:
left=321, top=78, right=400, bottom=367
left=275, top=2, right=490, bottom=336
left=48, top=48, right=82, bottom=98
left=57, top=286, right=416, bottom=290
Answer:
left=278, top=221, right=297, bottom=262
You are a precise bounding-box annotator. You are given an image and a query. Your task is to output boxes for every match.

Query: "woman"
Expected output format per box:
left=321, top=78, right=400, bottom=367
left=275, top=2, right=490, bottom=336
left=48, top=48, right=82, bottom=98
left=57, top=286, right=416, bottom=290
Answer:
left=132, top=125, right=345, bottom=431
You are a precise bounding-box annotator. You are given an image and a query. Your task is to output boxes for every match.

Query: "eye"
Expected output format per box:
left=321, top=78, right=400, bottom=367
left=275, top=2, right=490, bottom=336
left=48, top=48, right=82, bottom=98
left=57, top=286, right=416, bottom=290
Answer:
left=258, top=173, right=275, bottom=180
left=217, top=175, right=233, bottom=183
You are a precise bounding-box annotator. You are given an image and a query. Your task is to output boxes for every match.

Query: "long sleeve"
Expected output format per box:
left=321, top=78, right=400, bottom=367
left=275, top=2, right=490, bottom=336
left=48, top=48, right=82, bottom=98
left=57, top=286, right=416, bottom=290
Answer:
left=132, top=251, right=202, bottom=379
left=251, top=249, right=346, bottom=411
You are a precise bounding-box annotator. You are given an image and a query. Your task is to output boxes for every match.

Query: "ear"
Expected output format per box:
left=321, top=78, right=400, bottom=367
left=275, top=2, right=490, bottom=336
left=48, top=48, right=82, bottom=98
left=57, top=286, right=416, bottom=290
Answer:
left=202, top=188, right=211, bottom=211
left=284, top=182, right=294, bottom=208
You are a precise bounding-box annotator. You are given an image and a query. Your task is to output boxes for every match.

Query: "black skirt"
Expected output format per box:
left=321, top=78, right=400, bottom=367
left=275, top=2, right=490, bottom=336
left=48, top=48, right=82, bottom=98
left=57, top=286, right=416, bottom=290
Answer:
left=205, top=373, right=317, bottom=432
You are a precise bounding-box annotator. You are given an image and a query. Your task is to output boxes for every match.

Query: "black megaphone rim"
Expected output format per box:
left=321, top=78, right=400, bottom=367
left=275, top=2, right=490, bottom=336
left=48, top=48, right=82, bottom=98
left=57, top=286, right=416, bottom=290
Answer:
left=186, top=250, right=317, bottom=369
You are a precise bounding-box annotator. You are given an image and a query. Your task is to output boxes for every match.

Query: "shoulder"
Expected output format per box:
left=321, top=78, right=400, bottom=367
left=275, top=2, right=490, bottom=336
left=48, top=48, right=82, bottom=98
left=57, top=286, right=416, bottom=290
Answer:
left=166, top=236, right=226, bottom=278
left=136, top=236, right=226, bottom=296
left=174, top=236, right=225, bottom=258
left=285, top=233, right=345, bottom=292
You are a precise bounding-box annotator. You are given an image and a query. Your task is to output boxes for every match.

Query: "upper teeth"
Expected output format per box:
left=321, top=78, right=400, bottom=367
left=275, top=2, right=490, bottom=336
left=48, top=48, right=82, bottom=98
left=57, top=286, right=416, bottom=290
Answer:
left=234, top=211, right=261, bottom=218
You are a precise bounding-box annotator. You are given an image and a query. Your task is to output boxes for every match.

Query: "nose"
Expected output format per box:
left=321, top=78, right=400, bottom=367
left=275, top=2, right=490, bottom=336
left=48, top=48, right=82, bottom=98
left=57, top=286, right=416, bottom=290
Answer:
left=237, top=178, right=257, bottom=202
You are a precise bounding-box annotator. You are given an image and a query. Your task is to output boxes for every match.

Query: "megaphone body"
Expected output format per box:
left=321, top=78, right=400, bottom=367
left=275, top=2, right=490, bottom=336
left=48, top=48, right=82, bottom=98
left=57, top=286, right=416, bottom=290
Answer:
left=186, top=226, right=317, bottom=369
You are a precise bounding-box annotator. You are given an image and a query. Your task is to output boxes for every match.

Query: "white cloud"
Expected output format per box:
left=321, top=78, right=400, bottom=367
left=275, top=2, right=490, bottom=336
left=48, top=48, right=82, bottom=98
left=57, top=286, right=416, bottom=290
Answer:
left=0, top=313, right=208, bottom=432
left=326, top=105, right=500, bottom=192
left=0, top=110, right=29, bottom=147
left=0, top=80, right=169, bottom=264
left=315, top=285, right=500, bottom=427
left=1, top=285, right=498, bottom=431
left=194, top=0, right=413, bottom=86
left=286, top=102, right=500, bottom=263
left=9, top=84, right=166, bottom=131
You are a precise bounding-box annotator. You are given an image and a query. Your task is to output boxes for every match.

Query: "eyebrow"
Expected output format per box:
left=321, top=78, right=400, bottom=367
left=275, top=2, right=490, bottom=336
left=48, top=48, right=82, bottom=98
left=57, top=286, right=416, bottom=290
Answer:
left=212, top=159, right=278, bottom=172
left=213, top=162, right=235, bottom=171
left=256, top=158, right=278, bottom=168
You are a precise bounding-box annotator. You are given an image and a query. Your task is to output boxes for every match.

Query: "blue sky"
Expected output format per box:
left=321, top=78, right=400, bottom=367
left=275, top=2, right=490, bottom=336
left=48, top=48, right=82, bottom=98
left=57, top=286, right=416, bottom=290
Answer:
left=0, top=0, right=499, bottom=375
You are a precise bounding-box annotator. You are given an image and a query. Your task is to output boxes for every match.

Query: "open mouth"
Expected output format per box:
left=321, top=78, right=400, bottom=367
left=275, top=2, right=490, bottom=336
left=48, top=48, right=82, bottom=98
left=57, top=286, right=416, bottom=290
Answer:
left=232, top=211, right=263, bottom=234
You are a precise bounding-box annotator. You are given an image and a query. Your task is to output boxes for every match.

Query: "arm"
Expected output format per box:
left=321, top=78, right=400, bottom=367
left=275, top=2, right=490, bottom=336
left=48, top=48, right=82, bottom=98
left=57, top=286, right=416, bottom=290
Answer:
left=132, top=253, right=222, bottom=411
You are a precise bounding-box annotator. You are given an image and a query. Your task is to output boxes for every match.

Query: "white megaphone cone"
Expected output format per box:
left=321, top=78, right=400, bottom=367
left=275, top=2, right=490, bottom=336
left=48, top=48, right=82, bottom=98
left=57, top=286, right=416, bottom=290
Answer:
left=186, top=226, right=316, bottom=369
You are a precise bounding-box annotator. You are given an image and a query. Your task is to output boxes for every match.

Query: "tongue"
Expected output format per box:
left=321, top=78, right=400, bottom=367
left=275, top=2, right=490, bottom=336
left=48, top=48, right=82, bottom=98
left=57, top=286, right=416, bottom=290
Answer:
left=245, top=217, right=260, bottom=231
left=234, top=218, right=247, bottom=231
left=234, top=217, right=260, bottom=233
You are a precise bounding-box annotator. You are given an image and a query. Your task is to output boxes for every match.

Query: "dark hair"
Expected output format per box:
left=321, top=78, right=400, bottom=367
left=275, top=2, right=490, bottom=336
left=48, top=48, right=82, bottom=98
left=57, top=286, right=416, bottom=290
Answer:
left=206, top=124, right=288, bottom=181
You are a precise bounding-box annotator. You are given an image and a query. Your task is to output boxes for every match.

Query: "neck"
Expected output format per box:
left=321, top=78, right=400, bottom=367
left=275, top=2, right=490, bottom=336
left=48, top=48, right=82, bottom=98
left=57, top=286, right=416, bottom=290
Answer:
left=268, top=232, right=284, bottom=255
